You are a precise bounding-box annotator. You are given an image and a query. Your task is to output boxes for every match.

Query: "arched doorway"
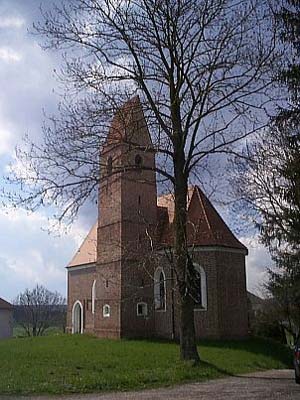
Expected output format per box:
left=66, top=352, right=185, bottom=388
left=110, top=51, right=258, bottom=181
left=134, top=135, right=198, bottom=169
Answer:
left=72, top=300, right=83, bottom=334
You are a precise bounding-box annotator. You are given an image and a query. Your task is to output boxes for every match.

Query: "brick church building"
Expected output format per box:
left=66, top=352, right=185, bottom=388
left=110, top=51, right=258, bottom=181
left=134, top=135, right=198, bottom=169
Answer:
left=66, top=97, right=249, bottom=339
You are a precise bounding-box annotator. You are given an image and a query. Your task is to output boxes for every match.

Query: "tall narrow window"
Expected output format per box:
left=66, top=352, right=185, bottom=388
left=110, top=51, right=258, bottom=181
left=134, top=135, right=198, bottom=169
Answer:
left=138, top=233, right=142, bottom=244
left=192, top=264, right=207, bottom=310
left=107, top=156, right=113, bottom=175
left=91, top=280, right=96, bottom=314
left=191, top=269, right=202, bottom=305
left=159, top=272, right=166, bottom=310
left=135, top=154, right=142, bottom=171
left=154, top=267, right=166, bottom=311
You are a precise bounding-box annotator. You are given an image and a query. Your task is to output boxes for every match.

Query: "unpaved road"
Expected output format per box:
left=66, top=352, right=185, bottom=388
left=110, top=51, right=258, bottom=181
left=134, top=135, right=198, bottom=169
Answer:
left=1, top=369, right=299, bottom=400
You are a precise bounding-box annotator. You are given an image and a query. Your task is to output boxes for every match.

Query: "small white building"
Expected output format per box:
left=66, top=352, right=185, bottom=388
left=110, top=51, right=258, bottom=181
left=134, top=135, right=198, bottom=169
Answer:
left=0, top=298, right=13, bottom=339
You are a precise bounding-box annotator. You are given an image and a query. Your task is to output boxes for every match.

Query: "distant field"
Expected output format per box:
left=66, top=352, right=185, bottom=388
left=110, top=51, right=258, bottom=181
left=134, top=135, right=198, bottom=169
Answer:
left=0, top=335, right=292, bottom=395
left=13, top=325, right=63, bottom=337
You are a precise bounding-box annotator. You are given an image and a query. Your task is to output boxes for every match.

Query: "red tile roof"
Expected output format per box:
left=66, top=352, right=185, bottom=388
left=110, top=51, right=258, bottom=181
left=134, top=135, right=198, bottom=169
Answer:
left=106, top=96, right=152, bottom=148
left=68, top=97, right=247, bottom=268
left=157, top=186, right=247, bottom=252
left=68, top=186, right=246, bottom=268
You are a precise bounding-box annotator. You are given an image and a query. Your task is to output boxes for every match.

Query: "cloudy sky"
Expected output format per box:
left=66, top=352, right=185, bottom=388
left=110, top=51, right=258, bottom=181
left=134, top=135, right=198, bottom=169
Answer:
left=0, top=0, right=272, bottom=303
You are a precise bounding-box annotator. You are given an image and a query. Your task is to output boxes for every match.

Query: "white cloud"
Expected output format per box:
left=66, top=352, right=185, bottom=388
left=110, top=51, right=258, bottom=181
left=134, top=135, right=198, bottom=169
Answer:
left=0, top=206, right=90, bottom=301
left=240, top=235, right=273, bottom=296
left=0, top=47, right=22, bottom=63
left=0, top=110, right=19, bottom=156
left=5, top=155, right=37, bottom=185
left=0, top=128, right=12, bottom=155
left=0, top=16, right=25, bottom=29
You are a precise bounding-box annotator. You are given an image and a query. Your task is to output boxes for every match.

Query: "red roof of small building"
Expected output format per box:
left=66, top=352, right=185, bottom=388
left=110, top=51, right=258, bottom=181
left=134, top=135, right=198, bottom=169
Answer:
left=0, top=297, right=12, bottom=310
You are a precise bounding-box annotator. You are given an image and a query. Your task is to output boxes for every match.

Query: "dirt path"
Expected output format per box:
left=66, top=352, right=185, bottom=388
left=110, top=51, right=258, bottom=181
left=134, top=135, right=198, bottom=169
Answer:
left=1, top=369, right=299, bottom=400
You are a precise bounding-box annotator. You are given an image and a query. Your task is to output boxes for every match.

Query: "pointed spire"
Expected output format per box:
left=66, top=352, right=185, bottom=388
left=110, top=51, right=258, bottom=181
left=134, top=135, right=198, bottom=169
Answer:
left=107, top=96, right=153, bottom=148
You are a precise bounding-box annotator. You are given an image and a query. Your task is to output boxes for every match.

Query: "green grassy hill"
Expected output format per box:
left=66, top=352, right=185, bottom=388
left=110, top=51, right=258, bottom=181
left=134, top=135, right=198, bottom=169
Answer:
left=0, top=335, right=292, bottom=395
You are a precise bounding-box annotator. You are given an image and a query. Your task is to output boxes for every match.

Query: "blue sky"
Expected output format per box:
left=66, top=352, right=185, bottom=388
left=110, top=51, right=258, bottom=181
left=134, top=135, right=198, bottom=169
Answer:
left=0, top=0, right=97, bottom=302
left=0, top=0, right=272, bottom=302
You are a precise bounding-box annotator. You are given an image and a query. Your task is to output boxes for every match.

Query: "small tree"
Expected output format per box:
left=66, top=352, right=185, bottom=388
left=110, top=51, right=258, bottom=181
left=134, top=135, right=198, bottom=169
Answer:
left=14, top=285, right=66, bottom=337
left=265, top=266, right=300, bottom=340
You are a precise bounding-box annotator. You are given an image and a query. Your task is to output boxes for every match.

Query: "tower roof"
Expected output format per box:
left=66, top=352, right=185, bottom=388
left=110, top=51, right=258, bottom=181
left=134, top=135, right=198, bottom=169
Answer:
left=157, top=186, right=247, bottom=252
left=106, top=96, right=153, bottom=148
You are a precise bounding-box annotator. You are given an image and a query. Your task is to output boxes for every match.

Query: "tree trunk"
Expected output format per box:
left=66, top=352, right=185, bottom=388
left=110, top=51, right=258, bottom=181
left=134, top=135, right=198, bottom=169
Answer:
left=32, top=325, right=37, bottom=336
left=174, top=154, right=200, bottom=363
left=180, top=294, right=199, bottom=361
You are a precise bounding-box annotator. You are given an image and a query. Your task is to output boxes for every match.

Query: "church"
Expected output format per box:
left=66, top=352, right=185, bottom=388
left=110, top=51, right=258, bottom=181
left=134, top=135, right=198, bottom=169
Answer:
left=66, top=97, right=249, bottom=339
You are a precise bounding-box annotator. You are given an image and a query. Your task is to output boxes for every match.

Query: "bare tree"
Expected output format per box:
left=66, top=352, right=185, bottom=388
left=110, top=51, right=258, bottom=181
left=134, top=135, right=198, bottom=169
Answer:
left=13, top=285, right=66, bottom=337
left=5, top=0, right=280, bottom=361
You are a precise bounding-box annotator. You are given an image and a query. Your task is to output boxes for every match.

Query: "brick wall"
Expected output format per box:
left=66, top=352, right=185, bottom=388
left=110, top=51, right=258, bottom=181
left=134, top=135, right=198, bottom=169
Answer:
left=66, top=265, right=96, bottom=333
left=93, top=261, right=122, bottom=338
left=216, top=250, right=249, bottom=338
left=152, top=248, right=248, bottom=340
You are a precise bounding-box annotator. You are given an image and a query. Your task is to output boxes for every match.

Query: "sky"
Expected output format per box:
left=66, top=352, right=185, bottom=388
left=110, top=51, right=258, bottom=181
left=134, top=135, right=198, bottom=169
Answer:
left=0, top=0, right=272, bottom=303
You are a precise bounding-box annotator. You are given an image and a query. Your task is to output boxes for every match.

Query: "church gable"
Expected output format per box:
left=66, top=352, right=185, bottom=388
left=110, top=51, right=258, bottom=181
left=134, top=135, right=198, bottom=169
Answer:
left=157, top=186, right=247, bottom=252
left=68, top=223, right=97, bottom=268
left=188, top=186, right=247, bottom=251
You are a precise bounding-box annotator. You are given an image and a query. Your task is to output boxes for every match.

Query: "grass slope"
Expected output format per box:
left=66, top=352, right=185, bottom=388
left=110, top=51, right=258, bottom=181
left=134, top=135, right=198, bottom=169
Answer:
left=0, top=335, right=292, bottom=395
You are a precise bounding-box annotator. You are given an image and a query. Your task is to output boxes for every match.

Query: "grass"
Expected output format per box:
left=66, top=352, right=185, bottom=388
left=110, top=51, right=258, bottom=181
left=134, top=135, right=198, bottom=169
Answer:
left=0, top=335, right=292, bottom=395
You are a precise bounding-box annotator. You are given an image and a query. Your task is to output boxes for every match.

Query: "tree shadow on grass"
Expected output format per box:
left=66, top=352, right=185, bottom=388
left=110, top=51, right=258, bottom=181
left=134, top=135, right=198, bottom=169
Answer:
left=199, top=337, right=292, bottom=364
left=199, top=360, right=235, bottom=377
left=200, top=360, right=294, bottom=382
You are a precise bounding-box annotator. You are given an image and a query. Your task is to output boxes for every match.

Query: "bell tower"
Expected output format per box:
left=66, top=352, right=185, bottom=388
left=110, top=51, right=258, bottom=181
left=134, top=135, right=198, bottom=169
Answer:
left=96, top=96, right=157, bottom=338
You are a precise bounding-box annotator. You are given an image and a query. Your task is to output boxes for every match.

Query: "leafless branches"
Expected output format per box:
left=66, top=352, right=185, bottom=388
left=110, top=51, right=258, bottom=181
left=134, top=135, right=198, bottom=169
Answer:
left=13, top=284, right=66, bottom=336
left=4, top=0, right=280, bottom=224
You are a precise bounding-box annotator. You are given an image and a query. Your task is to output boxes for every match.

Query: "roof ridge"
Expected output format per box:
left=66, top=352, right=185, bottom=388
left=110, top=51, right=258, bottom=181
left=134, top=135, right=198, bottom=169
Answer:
left=194, top=186, right=212, bottom=232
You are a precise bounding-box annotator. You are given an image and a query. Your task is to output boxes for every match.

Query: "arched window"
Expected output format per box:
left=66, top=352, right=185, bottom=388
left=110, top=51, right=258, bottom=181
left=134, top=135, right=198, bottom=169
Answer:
left=107, top=156, right=113, bottom=175
left=192, top=264, right=207, bottom=310
left=103, top=304, right=111, bottom=318
left=154, top=267, right=166, bottom=311
left=91, top=280, right=96, bottom=315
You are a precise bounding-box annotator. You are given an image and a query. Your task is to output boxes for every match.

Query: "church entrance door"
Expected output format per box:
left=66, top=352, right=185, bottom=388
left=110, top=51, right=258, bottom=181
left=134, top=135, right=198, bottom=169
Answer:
left=72, top=301, right=83, bottom=334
